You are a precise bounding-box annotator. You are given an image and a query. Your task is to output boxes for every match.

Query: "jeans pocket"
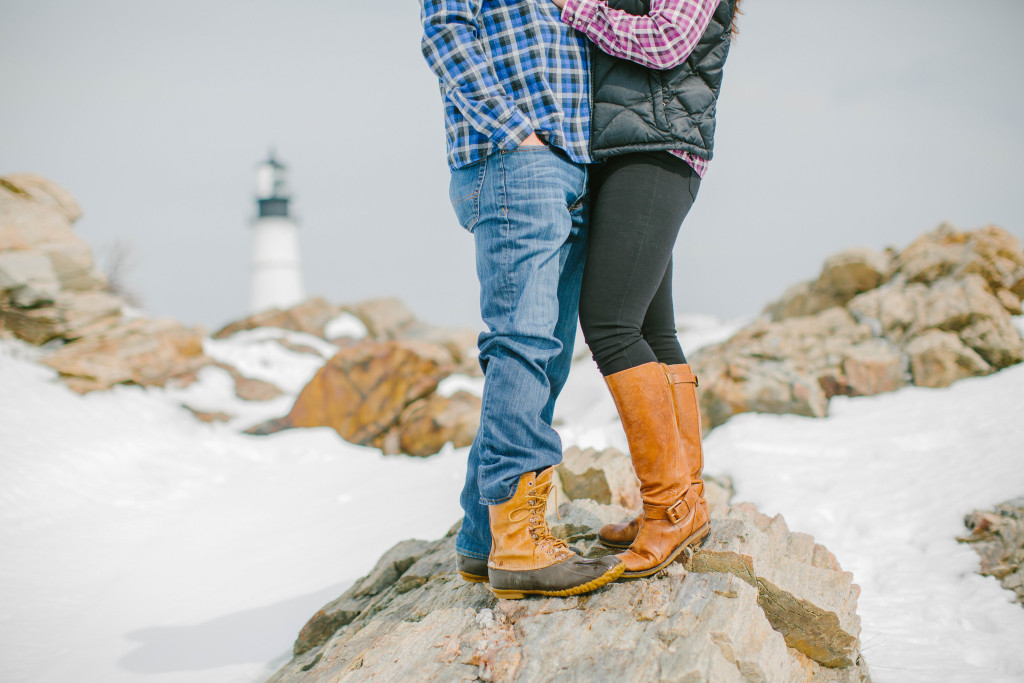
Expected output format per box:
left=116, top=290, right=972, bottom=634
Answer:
left=449, top=160, right=487, bottom=232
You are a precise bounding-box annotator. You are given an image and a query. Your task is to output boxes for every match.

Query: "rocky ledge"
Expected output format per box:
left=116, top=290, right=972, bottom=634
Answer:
left=269, top=501, right=870, bottom=682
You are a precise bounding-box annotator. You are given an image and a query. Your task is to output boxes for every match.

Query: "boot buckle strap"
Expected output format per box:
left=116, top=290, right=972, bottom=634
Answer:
left=646, top=499, right=690, bottom=524
left=666, top=499, right=686, bottom=524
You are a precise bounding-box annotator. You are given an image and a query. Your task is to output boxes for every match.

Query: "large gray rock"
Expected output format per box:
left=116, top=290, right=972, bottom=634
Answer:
left=270, top=500, right=870, bottom=682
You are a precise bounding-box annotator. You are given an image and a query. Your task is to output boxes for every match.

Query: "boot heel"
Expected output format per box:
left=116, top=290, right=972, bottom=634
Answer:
left=490, top=588, right=527, bottom=600
left=459, top=571, right=489, bottom=584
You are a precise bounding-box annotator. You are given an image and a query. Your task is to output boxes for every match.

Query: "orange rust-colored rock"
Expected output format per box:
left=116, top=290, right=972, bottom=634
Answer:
left=392, top=390, right=481, bottom=457
left=249, top=340, right=453, bottom=446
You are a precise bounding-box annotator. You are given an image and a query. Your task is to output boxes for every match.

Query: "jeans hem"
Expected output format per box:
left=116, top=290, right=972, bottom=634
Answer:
left=479, top=491, right=515, bottom=506
left=455, top=545, right=490, bottom=561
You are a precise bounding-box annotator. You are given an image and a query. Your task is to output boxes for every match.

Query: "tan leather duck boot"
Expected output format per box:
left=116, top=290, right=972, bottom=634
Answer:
left=603, top=362, right=709, bottom=577
left=598, top=362, right=708, bottom=549
left=488, top=467, right=624, bottom=599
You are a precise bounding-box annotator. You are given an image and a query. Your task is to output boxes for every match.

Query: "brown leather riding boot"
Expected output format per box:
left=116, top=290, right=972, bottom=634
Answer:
left=598, top=362, right=708, bottom=548
left=664, top=363, right=708, bottom=520
left=488, top=467, right=624, bottom=599
left=603, top=362, right=709, bottom=577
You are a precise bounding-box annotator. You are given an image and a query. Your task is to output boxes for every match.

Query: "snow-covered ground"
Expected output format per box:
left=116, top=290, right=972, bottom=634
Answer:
left=2, top=315, right=1024, bottom=682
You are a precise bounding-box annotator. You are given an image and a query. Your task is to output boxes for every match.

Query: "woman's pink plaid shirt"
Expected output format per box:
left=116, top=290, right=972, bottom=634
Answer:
left=561, top=0, right=721, bottom=176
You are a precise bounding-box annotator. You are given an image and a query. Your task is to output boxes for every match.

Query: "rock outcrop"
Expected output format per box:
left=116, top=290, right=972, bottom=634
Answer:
left=1, top=173, right=209, bottom=392
left=694, top=224, right=1024, bottom=429
left=270, top=500, right=870, bottom=682
left=958, top=496, right=1024, bottom=607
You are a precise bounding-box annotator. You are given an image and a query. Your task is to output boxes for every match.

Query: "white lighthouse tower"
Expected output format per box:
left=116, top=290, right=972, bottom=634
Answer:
left=249, top=151, right=305, bottom=313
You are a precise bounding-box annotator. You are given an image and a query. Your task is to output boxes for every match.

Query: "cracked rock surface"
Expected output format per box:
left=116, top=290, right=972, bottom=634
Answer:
left=269, top=501, right=870, bottom=682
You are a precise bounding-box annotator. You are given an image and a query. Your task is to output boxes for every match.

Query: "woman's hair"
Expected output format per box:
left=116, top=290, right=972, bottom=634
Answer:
left=731, top=0, right=743, bottom=39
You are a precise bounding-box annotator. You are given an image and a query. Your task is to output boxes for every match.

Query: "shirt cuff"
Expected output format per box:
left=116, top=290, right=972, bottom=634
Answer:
left=490, top=107, right=534, bottom=151
left=561, top=0, right=603, bottom=31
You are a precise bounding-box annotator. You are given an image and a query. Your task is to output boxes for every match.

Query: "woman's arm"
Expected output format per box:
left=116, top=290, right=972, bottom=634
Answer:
left=555, top=0, right=720, bottom=70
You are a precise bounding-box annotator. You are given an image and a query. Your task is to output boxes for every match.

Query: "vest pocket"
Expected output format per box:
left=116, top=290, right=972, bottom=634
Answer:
left=650, top=72, right=670, bottom=133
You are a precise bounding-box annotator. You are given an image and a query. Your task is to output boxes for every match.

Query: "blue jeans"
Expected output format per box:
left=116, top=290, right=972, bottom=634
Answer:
left=448, top=146, right=589, bottom=560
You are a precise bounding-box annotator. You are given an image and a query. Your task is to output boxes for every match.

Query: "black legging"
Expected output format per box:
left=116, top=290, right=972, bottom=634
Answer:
left=579, top=151, right=701, bottom=377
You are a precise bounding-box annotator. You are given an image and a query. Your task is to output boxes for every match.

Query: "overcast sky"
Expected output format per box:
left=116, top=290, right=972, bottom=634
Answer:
left=2, top=0, right=1022, bottom=332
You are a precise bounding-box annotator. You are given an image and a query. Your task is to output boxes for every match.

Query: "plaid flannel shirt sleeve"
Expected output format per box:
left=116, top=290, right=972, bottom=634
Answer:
left=561, top=0, right=719, bottom=70
left=421, top=0, right=535, bottom=150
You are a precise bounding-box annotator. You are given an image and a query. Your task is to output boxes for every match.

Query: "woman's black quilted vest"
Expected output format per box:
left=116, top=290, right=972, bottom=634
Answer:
left=589, top=0, right=734, bottom=160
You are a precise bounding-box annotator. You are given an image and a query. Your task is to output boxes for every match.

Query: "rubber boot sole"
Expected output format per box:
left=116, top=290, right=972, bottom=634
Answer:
left=458, top=571, right=489, bottom=584
left=489, top=561, right=625, bottom=600
left=621, top=522, right=711, bottom=579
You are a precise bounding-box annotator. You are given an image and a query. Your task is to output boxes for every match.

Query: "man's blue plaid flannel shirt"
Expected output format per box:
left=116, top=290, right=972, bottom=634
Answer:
left=420, top=0, right=593, bottom=171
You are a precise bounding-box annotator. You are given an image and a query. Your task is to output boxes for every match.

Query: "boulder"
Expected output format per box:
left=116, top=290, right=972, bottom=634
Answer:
left=692, top=308, right=871, bottom=428
left=342, top=297, right=417, bottom=340
left=905, top=330, right=991, bottom=389
left=912, top=275, right=1024, bottom=368
left=55, top=290, right=124, bottom=340
left=38, top=239, right=107, bottom=292
left=895, top=224, right=1024, bottom=294
left=0, top=250, right=61, bottom=307
left=768, top=248, right=892, bottom=321
left=958, top=496, right=1024, bottom=607
left=391, top=390, right=481, bottom=457
left=996, top=289, right=1023, bottom=316
left=212, top=297, right=343, bottom=340
left=0, top=303, right=63, bottom=345
left=846, top=281, right=930, bottom=343
left=555, top=446, right=641, bottom=510
left=41, top=317, right=209, bottom=393
left=246, top=340, right=454, bottom=446
left=271, top=500, right=870, bottom=682
left=0, top=174, right=82, bottom=252
left=838, top=339, right=907, bottom=396
left=704, top=474, right=735, bottom=513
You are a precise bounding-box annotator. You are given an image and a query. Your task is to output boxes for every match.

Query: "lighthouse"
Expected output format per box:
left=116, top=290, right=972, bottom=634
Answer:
left=249, top=151, right=305, bottom=313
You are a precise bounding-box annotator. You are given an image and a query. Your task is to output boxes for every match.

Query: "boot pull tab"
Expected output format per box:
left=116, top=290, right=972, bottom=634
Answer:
left=667, top=367, right=699, bottom=387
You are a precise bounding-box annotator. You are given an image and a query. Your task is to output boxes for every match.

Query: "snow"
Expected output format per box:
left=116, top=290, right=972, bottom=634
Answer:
left=2, top=314, right=1024, bottom=682
left=0, top=339, right=466, bottom=683
left=323, top=313, right=367, bottom=342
